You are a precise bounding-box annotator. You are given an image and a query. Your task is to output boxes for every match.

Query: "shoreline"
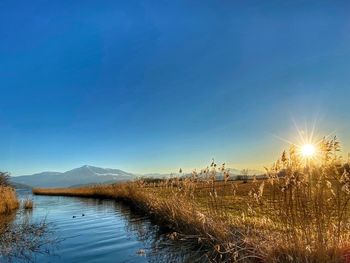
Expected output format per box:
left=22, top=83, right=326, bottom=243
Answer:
left=33, top=182, right=255, bottom=262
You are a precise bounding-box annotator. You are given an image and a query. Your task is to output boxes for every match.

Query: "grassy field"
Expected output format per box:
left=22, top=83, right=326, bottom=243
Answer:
left=34, top=138, right=350, bottom=263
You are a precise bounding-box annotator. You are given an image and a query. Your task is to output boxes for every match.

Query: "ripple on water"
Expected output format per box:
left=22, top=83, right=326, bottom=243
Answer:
left=10, top=193, right=150, bottom=263
left=11, top=192, right=207, bottom=263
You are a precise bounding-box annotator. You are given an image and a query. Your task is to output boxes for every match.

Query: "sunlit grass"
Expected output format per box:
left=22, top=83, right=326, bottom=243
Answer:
left=0, top=172, right=19, bottom=214
left=23, top=198, right=34, bottom=210
left=0, top=187, right=19, bottom=214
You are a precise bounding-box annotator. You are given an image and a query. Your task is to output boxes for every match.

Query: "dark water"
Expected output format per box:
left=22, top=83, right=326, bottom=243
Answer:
left=7, top=189, right=205, bottom=263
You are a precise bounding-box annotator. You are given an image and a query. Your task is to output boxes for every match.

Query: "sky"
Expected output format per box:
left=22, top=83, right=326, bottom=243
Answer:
left=1, top=0, right=350, bottom=176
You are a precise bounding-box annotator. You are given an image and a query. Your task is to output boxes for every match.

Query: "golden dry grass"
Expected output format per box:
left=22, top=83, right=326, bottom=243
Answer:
left=0, top=186, right=19, bottom=214
left=23, top=199, right=34, bottom=210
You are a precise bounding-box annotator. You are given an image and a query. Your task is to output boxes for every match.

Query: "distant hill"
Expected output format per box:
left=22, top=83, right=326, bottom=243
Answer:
left=10, top=165, right=265, bottom=188
left=11, top=165, right=136, bottom=188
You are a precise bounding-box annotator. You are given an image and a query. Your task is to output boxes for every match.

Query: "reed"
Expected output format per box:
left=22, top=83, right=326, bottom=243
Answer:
left=0, top=172, right=19, bottom=214
left=23, top=199, right=34, bottom=210
left=0, top=187, right=19, bottom=214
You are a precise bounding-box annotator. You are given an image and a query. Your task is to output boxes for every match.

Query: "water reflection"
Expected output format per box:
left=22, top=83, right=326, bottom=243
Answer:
left=3, top=193, right=208, bottom=263
left=0, top=211, right=16, bottom=233
left=0, top=210, right=57, bottom=262
left=115, top=202, right=210, bottom=263
left=69, top=198, right=210, bottom=262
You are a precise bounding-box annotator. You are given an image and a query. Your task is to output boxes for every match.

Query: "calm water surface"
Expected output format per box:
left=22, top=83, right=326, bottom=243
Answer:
left=11, top=189, right=204, bottom=263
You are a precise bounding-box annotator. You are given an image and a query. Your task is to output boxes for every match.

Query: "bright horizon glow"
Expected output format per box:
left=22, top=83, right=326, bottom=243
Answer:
left=301, top=144, right=316, bottom=158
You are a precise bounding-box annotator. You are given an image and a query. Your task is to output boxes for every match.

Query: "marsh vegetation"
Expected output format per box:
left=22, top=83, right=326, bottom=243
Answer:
left=23, top=198, right=34, bottom=210
left=0, top=172, right=19, bottom=214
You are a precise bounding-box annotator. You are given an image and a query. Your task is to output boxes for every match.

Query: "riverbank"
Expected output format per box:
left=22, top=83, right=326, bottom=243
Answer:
left=34, top=181, right=256, bottom=262
left=33, top=176, right=350, bottom=263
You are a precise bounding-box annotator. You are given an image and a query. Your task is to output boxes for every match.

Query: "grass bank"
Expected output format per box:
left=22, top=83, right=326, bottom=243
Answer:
left=0, top=186, right=19, bottom=214
left=33, top=138, right=350, bottom=262
left=0, top=172, right=19, bottom=214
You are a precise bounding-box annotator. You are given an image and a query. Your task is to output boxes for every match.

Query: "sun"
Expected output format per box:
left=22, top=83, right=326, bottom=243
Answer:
left=273, top=121, right=334, bottom=163
left=301, top=143, right=316, bottom=158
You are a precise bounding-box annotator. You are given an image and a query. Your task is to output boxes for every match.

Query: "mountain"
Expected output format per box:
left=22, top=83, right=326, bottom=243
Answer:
left=11, top=165, right=265, bottom=188
left=11, top=165, right=136, bottom=188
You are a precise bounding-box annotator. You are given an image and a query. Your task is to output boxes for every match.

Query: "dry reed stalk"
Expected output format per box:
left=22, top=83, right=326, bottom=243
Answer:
left=23, top=199, right=34, bottom=210
left=0, top=186, right=19, bottom=214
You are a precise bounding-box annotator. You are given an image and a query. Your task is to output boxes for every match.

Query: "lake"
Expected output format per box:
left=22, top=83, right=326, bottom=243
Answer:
left=4, top=189, right=206, bottom=263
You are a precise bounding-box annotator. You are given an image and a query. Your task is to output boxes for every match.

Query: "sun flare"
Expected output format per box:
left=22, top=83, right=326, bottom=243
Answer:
left=301, top=143, right=316, bottom=158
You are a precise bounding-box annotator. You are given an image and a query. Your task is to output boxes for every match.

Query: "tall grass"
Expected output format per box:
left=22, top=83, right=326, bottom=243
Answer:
left=0, top=186, right=19, bottom=214
left=0, top=172, right=19, bottom=214
left=247, top=137, right=350, bottom=262
left=33, top=137, right=350, bottom=262
left=23, top=198, right=34, bottom=210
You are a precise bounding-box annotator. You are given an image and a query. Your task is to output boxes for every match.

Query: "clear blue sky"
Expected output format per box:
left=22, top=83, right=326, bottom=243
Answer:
left=1, top=0, right=350, bottom=176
